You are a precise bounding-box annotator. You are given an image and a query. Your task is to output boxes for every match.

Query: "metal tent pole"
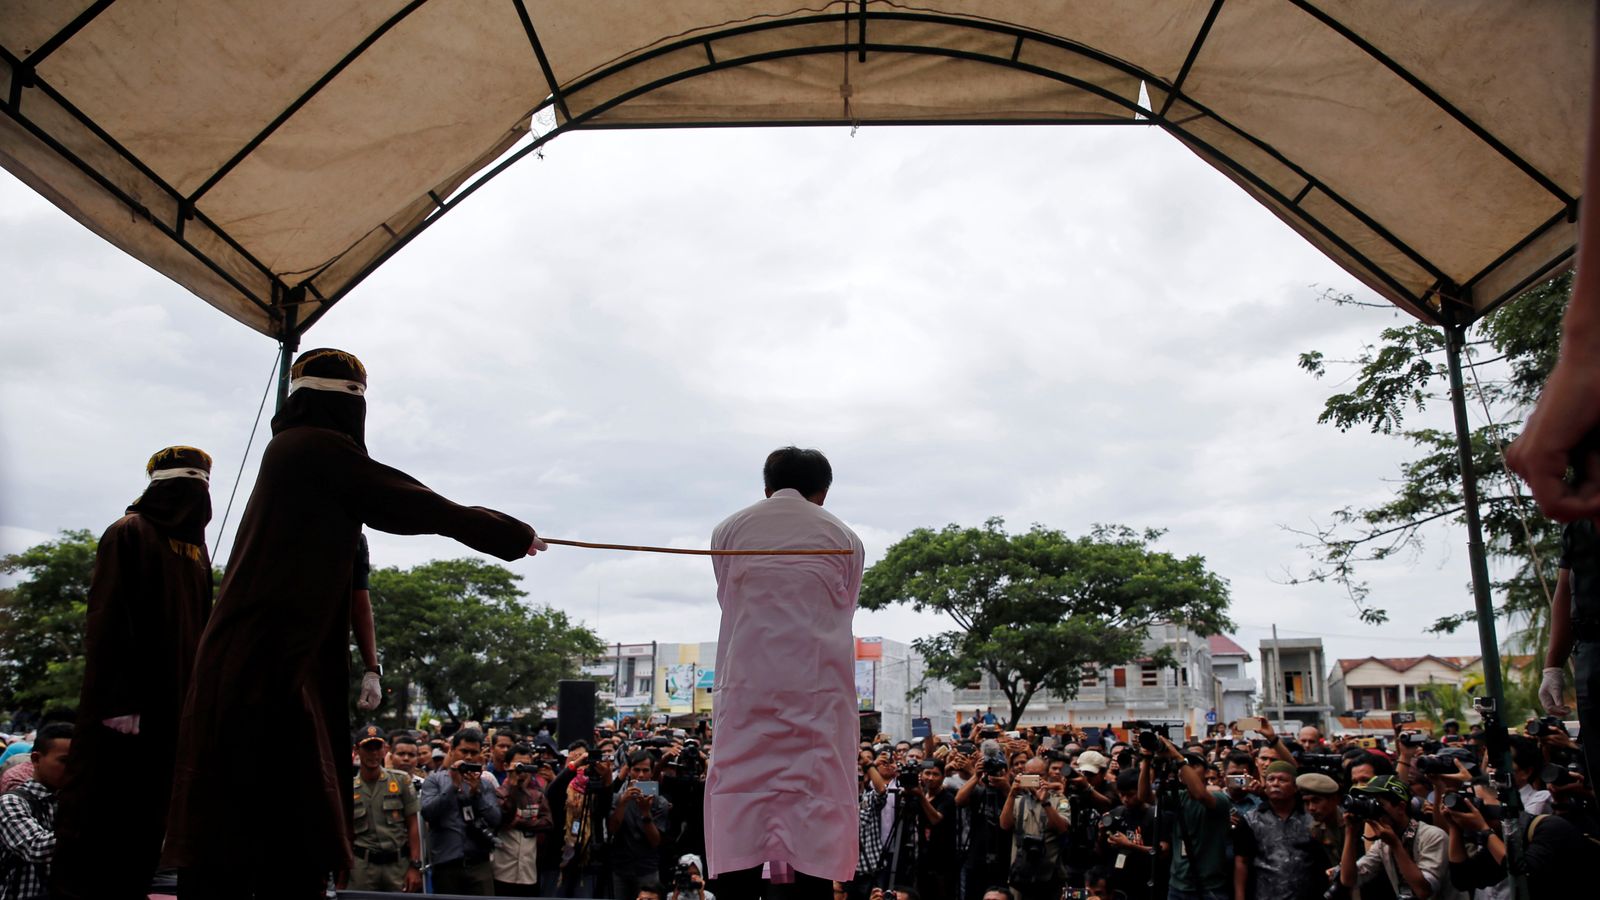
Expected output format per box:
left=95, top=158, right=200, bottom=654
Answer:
left=275, top=301, right=299, bottom=411
left=1442, top=320, right=1526, bottom=898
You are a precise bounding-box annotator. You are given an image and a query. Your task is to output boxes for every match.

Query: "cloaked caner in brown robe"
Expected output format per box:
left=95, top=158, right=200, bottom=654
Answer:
left=51, top=445, right=215, bottom=900
left=164, top=349, right=538, bottom=896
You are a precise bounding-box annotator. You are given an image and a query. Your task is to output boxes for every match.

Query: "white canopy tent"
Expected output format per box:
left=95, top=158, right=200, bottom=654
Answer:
left=0, top=1, right=1587, bottom=338
left=1, top=2, right=1592, bottom=862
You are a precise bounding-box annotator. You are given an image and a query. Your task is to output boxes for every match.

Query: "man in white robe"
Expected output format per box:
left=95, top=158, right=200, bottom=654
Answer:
left=704, top=446, right=865, bottom=898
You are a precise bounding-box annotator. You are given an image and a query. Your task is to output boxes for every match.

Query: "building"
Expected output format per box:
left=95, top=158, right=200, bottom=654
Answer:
left=854, top=637, right=957, bottom=741
left=1208, top=634, right=1256, bottom=724
left=1327, top=655, right=1476, bottom=715
left=1259, top=637, right=1334, bottom=731
left=588, top=636, right=954, bottom=735
left=951, top=624, right=1227, bottom=737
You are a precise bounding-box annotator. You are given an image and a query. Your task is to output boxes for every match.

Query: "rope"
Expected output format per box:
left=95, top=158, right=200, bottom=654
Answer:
left=210, top=348, right=279, bottom=551
left=541, top=538, right=853, bottom=557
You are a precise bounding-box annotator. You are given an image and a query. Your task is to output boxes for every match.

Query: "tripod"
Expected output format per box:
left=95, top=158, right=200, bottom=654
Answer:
left=878, top=784, right=921, bottom=892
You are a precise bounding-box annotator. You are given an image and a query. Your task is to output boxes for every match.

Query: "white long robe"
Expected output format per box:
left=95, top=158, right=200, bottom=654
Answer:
left=703, top=488, right=865, bottom=881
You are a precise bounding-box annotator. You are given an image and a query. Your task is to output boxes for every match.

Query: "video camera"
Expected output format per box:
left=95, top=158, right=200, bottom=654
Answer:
left=896, top=761, right=921, bottom=792
left=1527, top=716, right=1568, bottom=738
left=980, top=755, right=1009, bottom=777
left=667, top=738, right=705, bottom=778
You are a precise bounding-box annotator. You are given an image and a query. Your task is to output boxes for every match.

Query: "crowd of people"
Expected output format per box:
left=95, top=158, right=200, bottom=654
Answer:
left=57, top=709, right=1545, bottom=899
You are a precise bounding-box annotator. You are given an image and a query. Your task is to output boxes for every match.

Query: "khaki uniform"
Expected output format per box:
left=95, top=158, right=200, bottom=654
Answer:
left=350, top=767, right=420, bottom=891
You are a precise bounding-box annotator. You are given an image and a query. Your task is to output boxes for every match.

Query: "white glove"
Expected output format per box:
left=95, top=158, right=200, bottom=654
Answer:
left=358, top=671, right=382, bottom=711
left=528, top=534, right=549, bottom=555
left=102, top=714, right=140, bottom=735
left=1539, top=667, right=1571, bottom=716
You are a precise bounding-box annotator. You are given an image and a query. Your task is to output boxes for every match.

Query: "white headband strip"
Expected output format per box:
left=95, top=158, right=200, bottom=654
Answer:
left=149, top=467, right=210, bottom=484
left=290, top=375, right=366, bottom=396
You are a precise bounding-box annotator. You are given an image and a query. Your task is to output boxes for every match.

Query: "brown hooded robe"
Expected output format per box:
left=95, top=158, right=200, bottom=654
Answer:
left=164, top=421, right=533, bottom=878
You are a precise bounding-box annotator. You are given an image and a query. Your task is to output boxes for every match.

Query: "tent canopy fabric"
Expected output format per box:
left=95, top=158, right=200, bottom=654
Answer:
left=0, top=1, right=1589, bottom=338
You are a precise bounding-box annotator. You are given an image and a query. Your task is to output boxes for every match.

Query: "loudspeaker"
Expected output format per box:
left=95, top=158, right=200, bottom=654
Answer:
left=557, top=679, right=596, bottom=746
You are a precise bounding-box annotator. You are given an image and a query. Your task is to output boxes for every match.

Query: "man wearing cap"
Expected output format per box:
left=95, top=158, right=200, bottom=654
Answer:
left=1338, top=775, right=1452, bottom=900
left=50, top=447, right=215, bottom=900
left=1232, top=761, right=1324, bottom=900
left=348, top=725, right=422, bottom=893
left=166, top=349, right=544, bottom=898
left=1295, top=772, right=1346, bottom=882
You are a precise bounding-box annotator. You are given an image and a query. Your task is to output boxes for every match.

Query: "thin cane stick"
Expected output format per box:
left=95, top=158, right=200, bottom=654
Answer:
left=541, top=537, right=853, bottom=556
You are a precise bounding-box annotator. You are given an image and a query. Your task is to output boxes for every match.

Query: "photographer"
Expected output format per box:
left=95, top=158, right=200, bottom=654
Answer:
left=667, top=852, right=717, bottom=900
left=610, top=751, right=672, bottom=900
left=1144, top=734, right=1232, bottom=900
left=420, top=727, right=502, bottom=895
left=1338, top=775, right=1450, bottom=900
left=494, top=743, right=552, bottom=896
left=907, top=760, right=958, bottom=900
left=844, top=750, right=892, bottom=900
left=998, top=757, right=1067, bottom=900
left=955, top=749, right=1011, bottom=899
left=545, top=741, right=613, bottom=897
left=1099, top=768, right=1163, bottom=900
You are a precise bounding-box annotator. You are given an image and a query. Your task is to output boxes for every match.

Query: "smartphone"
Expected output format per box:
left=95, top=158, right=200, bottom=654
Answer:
left=1016, top=774, right=1042, bottom=789
left=1234, top=716, right=1267, bottom=733
left=634, top=780, right=659, bottom=797
left=1227, top=775, right=1248, bottom=788
left=1005, top=731, right=1022, bottom=739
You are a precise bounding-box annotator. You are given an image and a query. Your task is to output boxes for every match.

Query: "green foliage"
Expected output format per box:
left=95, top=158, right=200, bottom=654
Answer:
left=1292, top=274, right=1568, bottom=633
left=860, top=519, right=1233, bottom=728
left=0, top=530, right=98, bottom=712
left=1401, top=677, right=1470, bottom=726
left=359, top=558, right=604, bottom=726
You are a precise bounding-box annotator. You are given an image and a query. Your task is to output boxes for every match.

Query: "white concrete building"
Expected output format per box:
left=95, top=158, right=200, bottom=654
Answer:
left=952, top=624, right=1227, bottom=737
left=1208, top=634, right=1256, bottom=724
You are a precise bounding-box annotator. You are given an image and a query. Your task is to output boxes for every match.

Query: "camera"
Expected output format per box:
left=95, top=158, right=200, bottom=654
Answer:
left=981, top=755, right=1009, bottom=777
left=1298, top=753, right=1345, bottom=776
left=1414, top=755, right=1459, bottom=776
left=673, top=862, right=698, bottom=892
left=1341, top=793, right=1385, bottom=821
left=1137, top=731, right=1163, bottom=754
left=1440, top=790, right=1501, bottom=821
left=1527, top=716, right=1568, bottom=738
left=956, top=740, right=977, bottom=754
left=1398, top=732, right=1430, bottom=748
left=896, top=762, right=921, bottom=791
left=513, top=762, right=538, bottom=774
left=457, top=762, right=483, bottom=774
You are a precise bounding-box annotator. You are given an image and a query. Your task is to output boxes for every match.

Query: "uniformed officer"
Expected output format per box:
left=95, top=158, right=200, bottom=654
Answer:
left=348, top=725, right=424, bottom=892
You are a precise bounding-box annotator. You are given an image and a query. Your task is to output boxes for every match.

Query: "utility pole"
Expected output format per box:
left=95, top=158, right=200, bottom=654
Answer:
left=1272, top=624, right=1286, bottom=725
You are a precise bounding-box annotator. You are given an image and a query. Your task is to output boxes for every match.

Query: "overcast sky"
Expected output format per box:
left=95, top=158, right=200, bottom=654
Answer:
left=0, top=123, right=1507, bottom=700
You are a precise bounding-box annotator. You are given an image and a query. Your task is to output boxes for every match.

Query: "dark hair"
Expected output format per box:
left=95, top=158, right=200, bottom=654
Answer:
left=628, top=750, right=655, bottom=768
left=1225, top=751, right=1258, bottom=776
left=1115, top=769, right=1140, bottom=793
left=451, top=727, right=484, bottom=748
left=763, top=446, right=833, bottom=497
left=391, top=734, right=419, bottom=749
left=509, top=742, right=535, bottom=760
left=34, top=722, right=73, bottom=754
left=1085, top=866, right=1111, bottom=887
left=1508, top=735, right=1542, bottom=773
left=636, top=878, right=665, bottom=898
left=1351, top=751, right=1394, bottom=776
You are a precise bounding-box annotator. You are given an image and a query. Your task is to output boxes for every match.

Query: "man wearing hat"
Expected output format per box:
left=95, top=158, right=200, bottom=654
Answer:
left=1295, top=772, right=1346, bottom=871
left=1233, top=761, right=1325, bottom=900
left=166, top=349, right=545, bottom=898
left=1337, top=775, right=1451, bottom=900
left=51, top=446, right=216, bottom=900
left=347, top=725, right=423, bottom=893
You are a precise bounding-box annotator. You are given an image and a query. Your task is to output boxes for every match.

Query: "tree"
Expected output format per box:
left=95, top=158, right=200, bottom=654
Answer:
left=1291, top=275, right=1568, bottom=644
left=859, top=519, right=1234, bottom=728
left=0, top=529, right=98, bottom=714
left=361, top=558, right=604, bottom=726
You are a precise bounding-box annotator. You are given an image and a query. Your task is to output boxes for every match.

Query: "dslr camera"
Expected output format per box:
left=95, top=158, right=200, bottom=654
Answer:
left=1341, top=792, right=1385, bottom=821
left=1527, top=716, right=1568, bottom=738
left=981, top=755, right=1009, bottom=777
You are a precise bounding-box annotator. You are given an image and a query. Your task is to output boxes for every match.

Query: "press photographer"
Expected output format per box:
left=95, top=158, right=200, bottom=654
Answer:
left=420, top=727, right=502, bottom=896
left=493, top=743, right=551, bottom=897
left=1144, top=733, right=1233, bottom=900
left=998, top=757, right=1067, bottom=900
left=667, top=851, right=716, bottom=900
left=955, top=744, right=1012, bottom=899
left=1098, top=767, right=1162, bottom=900
left=610, top=751, right=672, bottom=900
left=1337, top=775, right=1449, bottom=900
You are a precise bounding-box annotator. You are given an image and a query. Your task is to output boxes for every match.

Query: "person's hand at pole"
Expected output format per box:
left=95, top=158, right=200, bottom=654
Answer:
left=528, top=533, right=549, bottom=555
left=1540, top=666, right=1572, bottom=716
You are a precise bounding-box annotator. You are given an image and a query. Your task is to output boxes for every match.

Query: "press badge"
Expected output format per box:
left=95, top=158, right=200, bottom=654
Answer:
left=1115, top=853, right=1127, bottom=870
left=571, top=820, right=581, bottom=835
